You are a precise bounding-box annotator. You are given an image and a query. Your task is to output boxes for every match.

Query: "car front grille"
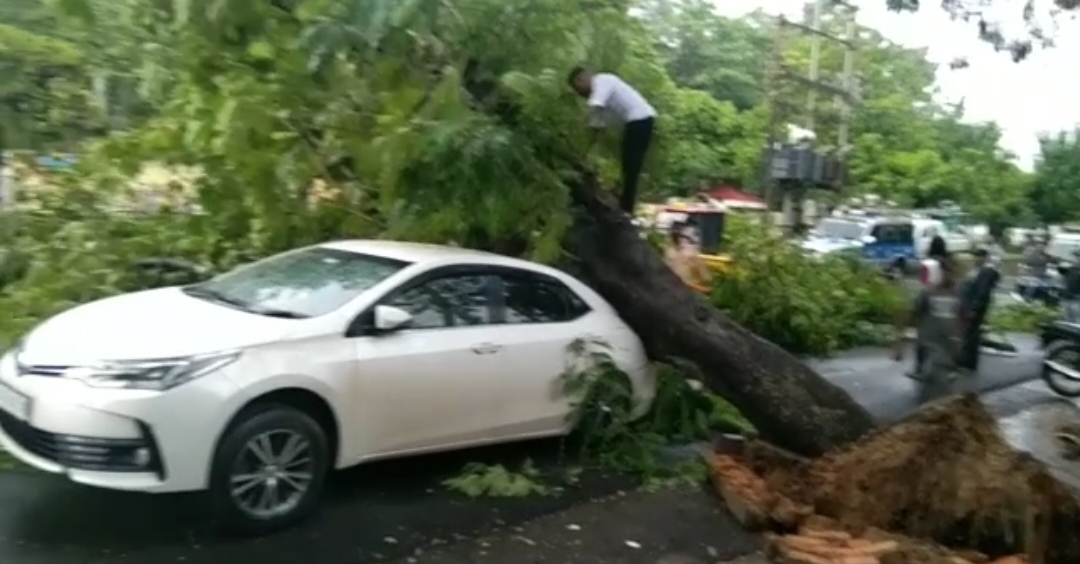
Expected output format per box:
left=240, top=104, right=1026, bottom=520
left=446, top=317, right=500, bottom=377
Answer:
left=0, top=410, right=164, bottom=475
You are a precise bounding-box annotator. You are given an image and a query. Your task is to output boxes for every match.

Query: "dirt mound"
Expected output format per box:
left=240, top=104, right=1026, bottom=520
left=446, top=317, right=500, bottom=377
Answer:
left=711, top=394, right=1080, bottom=564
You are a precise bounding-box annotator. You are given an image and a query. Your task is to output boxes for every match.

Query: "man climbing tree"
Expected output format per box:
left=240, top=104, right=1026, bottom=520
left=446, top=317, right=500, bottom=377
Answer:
left=567, top=67, right=656, bottom=214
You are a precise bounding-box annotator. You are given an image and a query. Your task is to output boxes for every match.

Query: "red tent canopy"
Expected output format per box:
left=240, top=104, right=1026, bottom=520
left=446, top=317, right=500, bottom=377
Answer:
left=702, top=186, right=766, bottom=209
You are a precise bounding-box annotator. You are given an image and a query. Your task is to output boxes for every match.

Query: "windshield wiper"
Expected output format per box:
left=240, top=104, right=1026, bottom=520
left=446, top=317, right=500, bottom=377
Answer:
left=182, top=286, right=308, bottom=319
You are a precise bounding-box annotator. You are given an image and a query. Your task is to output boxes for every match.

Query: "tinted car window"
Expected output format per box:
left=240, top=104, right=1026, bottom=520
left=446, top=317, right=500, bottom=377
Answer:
left=383, top=274, right=495, bottom=329
left=501, top=275, right=589, bottom=324
left=871, top=224, right=913, bottom=244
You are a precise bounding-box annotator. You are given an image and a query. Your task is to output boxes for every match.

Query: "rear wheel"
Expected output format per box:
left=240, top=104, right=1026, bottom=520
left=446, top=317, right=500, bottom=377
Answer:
left=209, top=405, right=330, bottom=535
left=1043, top=341, right=1080, bottom=397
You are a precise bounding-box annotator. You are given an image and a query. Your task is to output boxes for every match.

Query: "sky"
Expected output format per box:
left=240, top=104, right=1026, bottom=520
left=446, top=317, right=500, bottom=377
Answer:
left=713, top=0, right=1080, bottom=171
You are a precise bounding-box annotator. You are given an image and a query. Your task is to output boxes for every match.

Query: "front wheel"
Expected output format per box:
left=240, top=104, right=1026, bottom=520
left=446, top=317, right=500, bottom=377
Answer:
left=209, top=405, right=330, bottom=535
left=1042, top=341, right=1080, bottom=397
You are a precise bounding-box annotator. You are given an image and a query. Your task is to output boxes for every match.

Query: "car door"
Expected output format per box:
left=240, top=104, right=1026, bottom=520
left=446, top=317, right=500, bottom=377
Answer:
left=349, top=270, right=506, bottom=457
left=483, top=270, right=596, bottom=439
left=863, top=223, right=885, bottom=263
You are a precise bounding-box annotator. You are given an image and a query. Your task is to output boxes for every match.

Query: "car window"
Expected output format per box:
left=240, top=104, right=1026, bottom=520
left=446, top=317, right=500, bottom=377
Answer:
left=1047, top=238, right=1080, bottom=262
left=191, top=247, right=409, bottom=318
left=383, top=274, right=496, bottom=329
left=814, top=219, right=864, bottom=240
left=500, top=275, right=590, bottom=324
left=872, top=224, right=913, bottom=244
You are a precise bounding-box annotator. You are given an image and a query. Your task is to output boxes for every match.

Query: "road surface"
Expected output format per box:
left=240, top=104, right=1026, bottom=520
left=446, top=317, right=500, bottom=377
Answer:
left=0, top=336, right=1062, bottom=564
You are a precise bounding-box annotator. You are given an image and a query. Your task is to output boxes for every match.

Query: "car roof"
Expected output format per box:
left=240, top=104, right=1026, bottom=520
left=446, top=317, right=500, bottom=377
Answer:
left=317, top=239, right=562, bottom=274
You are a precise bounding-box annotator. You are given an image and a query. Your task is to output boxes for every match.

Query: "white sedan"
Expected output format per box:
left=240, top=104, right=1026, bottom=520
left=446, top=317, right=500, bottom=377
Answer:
left=0, top=241, right=652, bottom=533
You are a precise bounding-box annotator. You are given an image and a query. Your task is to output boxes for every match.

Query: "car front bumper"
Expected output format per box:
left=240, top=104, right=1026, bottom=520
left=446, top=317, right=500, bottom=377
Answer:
left=0, top=366, right=241, bottom=493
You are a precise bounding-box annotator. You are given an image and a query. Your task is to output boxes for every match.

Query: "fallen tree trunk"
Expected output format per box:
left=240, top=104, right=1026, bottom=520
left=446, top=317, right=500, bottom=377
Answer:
left=562, top=172, right=875, bottom=456
left=455, top=62, right=874, bottom=456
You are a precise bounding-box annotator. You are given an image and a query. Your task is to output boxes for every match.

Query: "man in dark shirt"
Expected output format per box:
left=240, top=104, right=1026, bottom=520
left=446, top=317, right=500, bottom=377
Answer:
left=959, top=248, right=1000, bottom=371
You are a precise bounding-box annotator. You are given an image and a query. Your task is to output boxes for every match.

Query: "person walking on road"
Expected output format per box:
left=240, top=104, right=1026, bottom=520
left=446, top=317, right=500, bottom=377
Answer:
left=894, top=257, right=963, bottom=402
left=909, top=235, right=952, bottom=376
left=959, top=248, right=1000, bottom=372
left=568, top=67, right=657, bottom=214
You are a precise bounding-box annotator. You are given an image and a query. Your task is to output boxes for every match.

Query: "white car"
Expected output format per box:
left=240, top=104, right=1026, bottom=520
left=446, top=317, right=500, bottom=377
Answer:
left=0, top=241, right=652, bottom=532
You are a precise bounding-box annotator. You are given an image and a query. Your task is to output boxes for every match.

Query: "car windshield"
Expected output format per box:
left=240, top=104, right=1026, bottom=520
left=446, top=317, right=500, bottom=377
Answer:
left=813, top=219, right=864, bottom=240
left=1047, top=239, right=1080, bottom=262
left=184, top=247, right=409, bottom=318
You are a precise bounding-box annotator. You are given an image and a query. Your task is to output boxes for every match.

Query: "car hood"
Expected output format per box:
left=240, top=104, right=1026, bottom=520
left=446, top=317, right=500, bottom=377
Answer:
left=801, top=237, right=861, bottom=254
left=19, top=287, right=296, bottom=365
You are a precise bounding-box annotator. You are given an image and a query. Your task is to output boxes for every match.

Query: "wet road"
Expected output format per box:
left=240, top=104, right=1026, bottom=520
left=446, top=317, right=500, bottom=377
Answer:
left=0, top=334, right=1058, bottom=564
left=808, top=333, right=1048, bottom=422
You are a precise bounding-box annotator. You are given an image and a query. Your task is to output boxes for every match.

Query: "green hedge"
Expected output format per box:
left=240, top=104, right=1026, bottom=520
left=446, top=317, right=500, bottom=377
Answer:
left=709, top=216, right=905, bottom=356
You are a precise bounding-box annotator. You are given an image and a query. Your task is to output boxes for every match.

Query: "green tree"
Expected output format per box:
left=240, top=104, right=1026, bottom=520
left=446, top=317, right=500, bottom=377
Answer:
left=1030, top=129, right=1080, bottom=225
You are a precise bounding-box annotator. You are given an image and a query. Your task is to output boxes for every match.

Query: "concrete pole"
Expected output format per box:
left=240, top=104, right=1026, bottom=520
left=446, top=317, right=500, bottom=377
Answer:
left=787, top=0, right=824, bottom=234
left=836, top=15, right=856, bottom=160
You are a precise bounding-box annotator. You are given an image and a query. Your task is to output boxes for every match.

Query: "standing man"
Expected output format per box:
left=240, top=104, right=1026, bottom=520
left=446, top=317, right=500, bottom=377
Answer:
left=568, top=67, right=657, bottom=214
left=959, top=248, right=1001, bottom=372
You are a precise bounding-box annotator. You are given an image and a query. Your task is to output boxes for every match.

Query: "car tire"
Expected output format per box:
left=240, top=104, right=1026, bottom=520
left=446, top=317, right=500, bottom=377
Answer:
left=209, top=404, right=330, bottom=535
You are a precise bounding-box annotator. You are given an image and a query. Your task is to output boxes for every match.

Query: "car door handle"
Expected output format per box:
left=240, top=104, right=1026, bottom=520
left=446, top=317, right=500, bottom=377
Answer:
left=471, top=343, right=502, bottom=355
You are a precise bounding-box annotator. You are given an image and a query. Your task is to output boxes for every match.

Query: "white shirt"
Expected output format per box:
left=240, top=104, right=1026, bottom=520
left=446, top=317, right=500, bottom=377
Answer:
left=588, top=73, right=656, bottom=127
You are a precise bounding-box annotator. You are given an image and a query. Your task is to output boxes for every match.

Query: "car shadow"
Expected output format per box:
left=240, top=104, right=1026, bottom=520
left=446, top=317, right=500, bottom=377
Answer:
left=0, top=436, right=634, bottom=564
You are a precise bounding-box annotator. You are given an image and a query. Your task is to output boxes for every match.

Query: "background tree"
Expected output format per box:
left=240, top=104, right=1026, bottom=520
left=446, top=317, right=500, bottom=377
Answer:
left=1030, top=129, right=1080, bottom=225
left=0, top=0, right=1070, bottom=454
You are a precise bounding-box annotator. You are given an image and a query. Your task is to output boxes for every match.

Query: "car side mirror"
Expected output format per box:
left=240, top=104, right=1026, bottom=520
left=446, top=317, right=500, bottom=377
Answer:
left=860, top=235, right=876, bottom=245
left=374, top=305, right=412, bottom=332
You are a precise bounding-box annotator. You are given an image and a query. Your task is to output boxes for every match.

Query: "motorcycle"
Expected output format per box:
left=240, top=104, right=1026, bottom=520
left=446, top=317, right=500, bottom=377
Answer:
left=1040, top=319, right=1080, bottom=397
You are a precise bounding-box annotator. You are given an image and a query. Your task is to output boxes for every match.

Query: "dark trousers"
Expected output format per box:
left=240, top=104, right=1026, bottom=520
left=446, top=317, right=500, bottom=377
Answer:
left=619, top=117, right=654, bottom=213
left=960, top=316, right=984, bottom=371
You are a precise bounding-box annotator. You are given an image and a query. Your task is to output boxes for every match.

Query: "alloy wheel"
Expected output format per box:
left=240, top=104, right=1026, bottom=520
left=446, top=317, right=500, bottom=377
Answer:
left=228, top=429, right=316, bottom=519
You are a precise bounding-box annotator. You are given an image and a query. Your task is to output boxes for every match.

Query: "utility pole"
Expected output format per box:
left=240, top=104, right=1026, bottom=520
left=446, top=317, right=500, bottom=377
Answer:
left=835, top=15, right=857, bottom=184
left=760, top=17, right=788, bottom=213
left=762, top=0, right=859, bottom=234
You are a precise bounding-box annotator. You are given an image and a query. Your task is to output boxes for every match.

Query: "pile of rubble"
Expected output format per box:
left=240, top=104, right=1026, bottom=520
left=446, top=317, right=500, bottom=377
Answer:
left=708, top=395, right=1080, bottom=564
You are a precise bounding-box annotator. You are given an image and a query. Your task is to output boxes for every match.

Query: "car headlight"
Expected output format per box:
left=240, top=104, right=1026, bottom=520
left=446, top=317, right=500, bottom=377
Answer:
left=63, top=351, right=240, bottom=390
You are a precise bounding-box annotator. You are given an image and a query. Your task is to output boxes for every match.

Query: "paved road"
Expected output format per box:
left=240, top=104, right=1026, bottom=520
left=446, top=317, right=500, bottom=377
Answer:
left=0, top=335, right=1056, bottom=564
left=808, top=333, right=1048, bottom=422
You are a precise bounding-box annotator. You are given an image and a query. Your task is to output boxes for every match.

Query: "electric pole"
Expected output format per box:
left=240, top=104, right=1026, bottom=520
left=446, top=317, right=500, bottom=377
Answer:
left=760, top=0, right=859, bottom=234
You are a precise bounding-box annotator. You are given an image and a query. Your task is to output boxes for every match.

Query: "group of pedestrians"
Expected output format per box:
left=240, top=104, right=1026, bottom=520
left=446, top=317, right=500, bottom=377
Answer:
left=895, top=236, right=1000, bottom=386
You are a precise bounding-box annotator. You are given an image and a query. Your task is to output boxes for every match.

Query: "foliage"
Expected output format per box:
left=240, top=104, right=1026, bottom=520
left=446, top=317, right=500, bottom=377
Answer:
left=987, top=302, right=1061, bottom=334
left=561, top=339, right=749, bottom=476
left=0, top=0, right=1065, bottom=353
left=443, top=459, right=555, bottom=498
left=710, top=215, right=905, bottom=356
left=1030, top=129, right=1080, bottom=226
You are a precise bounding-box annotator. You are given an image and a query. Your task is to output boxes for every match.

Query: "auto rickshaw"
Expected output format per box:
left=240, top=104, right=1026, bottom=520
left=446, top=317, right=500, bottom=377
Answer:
left=659, top=202, right=732, bottom=274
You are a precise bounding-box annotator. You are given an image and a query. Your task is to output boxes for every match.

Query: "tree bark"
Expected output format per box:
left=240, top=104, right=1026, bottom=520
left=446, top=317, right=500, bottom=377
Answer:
left=458, top=62, right=874, bottom=456
left=561, top=171, right=876, bottom=457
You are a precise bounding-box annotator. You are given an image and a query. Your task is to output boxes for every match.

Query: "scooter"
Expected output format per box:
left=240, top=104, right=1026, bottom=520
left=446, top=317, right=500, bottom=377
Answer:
left=1011, top=263, right=1067, bottom=307
left=1040, top=319, right=1080, bottom=397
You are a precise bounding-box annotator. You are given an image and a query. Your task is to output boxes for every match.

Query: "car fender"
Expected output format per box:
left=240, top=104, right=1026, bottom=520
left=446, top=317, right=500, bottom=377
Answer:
left=217, top=373, right=346, bottom=464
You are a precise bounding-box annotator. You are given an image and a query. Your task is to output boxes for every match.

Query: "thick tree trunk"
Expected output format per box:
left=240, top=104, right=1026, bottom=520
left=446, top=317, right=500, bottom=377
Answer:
left=457, top=63, right=874, bottom=456
left=562, top=172, right=875, bottom=457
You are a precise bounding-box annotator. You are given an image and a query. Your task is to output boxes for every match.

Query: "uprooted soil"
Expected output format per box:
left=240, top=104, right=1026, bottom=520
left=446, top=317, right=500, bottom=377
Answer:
left=715, top=394, right=1080, bottom=564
